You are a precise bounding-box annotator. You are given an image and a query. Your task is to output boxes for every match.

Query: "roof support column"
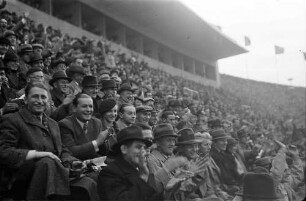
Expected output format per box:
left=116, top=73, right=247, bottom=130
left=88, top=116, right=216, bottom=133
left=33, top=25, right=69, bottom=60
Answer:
left=40, top=0, right=52, bottom=15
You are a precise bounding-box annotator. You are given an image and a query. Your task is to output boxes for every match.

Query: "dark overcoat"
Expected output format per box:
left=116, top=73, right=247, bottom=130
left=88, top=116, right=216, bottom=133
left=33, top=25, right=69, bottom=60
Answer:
left=97, top=156, right=163, bottom=201
left=0, top=108, right=76, bottom=200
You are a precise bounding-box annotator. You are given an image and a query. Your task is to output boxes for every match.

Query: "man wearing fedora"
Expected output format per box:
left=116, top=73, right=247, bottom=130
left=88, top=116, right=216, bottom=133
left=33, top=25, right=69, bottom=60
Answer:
left=28, top=52, right=44, bottom=69
left=100, top=79, right=117, bottom=100
left=49, top=71, right=73, bottom=107
left=210, top=129, right=241, bottom=196
left=17, top=44, right=32, bottom=75
left=117, top=82, right=135, bottom=107
left=3, top=52, right=25, bottom=90
left=66, top=64, right=85, bottom=96
left=0, top=37, right=10, bottom=60
left=233, top=173, right=283, bottom=201
left=97, top=125, right=163, bottom=201
left=51, top=76, right=101, bottom=121
left=173, top=128, right=220, bottom=201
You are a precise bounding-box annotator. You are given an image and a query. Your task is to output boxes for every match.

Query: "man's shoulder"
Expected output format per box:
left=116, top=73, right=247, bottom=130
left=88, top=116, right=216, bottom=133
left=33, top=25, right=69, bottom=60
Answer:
left=91, top=116, right=102, bottom=124
left=59, top=115, right=75, bottom=126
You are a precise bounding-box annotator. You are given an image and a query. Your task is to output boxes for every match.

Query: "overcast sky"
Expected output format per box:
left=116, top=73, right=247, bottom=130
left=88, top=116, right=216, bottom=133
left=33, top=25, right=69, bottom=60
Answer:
left=179, top=0, right=306, bottom=87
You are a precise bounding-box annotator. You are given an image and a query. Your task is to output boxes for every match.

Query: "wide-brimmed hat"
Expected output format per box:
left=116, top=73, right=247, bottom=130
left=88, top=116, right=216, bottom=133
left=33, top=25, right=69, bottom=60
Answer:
left=112, top=125, right=152, bottom=153
left=208, top=118, right=222, bottom=129
left=210, top=129, right=229, bottom=141
left=176, top=128, right=202, bottom=145
left=99, top=98, right=116, bottom=115
left=26, top=67, right=42, bottom=77
left=0, top=37, right=10, bottom=46
left=29, top=53, right=43, bottom=64
left=49, top=71, right=72, bottom=87
left=237, top=127, right=249, bottom=138
left=254, top=157, right=272, bottom=167
left=3, top=52, right=18, bottom=63
left=153, top=123, right=178, bottom=142
left=18, top=44, right=33, bottom=55
left=32, top=43, right=44, bottom=49
left=101, top=79, right=116, bottom=90
left=236, top=173, right=283, bottom=199
left=143, top=97, right=155, bottom=103
left=136, top=105, right=153, bottom=113
left=51, top=59, right=67, bottom=69
left=4, top=30, right=16, bottom=38
left=117, top=82, right=135, bottom=94
left=67, top=64, right=85, bottom=76
left=81, top=76, right=99, bottom=88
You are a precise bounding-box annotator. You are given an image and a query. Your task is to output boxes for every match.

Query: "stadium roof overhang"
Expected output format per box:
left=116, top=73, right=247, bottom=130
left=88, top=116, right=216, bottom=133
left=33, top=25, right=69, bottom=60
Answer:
left=79, top=0, right=247, bottom=62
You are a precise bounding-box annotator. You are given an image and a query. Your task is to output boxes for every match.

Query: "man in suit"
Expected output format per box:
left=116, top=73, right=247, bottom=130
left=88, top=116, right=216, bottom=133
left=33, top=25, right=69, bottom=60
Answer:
left=59, top=93, right=110, bottom=161
left=97, top=125, right=163, bottom=201
left=0, top=82, right=80, bottom=200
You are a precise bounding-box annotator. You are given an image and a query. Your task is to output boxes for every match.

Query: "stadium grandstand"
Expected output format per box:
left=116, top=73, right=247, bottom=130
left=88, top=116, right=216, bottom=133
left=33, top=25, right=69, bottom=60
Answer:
left=0, top=0, right=304, bottom=200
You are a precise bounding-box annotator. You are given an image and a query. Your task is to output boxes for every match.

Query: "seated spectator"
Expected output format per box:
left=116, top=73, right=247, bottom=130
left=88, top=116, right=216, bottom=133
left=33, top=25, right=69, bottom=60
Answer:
left=0, top=36, right=10, bottom=59
left=161, top=110, right=177, bottom=129
left=100, top=79, right=116, bottom=100
left=66, top=64, right=85, bottom=95
left=49, top=70, right=72, bottom=107
left=28, top=52, right=44, bottom=68
left=17, top=44, right=32, bottom=75
left=0, top=62, right=18, bottom=116
left=32, top=43, right=44, bottom=55
left=117, top=82, right=135, bottom=107
left=116, top=103, right=136, bottom=131
left=149, top=107, right=158, bottom=128
left=51, top=58, right=67, bottom=73
left=0, top=82, right=81, bottom=200
left=3, top=52, right=25, bottom=90
left=136, top=105, right=153, bottom=125
left=97, top=125, right=163, bottom=201
left=59, top=93, right=109, bottom=161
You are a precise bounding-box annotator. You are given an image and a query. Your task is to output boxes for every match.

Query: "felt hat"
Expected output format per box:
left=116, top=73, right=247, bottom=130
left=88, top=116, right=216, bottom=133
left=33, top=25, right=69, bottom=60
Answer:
left=254, top=157, right=272, bottom=167
left=3, top=52, right=18, bottom=63
left=237, top=127, right=249, bottom=138
left=136, top=105, right=153, bottom=113
left=49, top=71, right=72, bottom=87
left=112, top=125, right=152, bottom=153
left=210, top=129, right=229, bottom=141
left=51, top=59, right=67, bottom=69
left=99, top=98, right=117, bottom=115
left=29, top=53, right=43, bottom=64
left=32, top=43, right=44, bottom=49
left=176, top=128, right=202, bottom=145
left=153, top=123, right=178, bottom=142
left=0, top=37, right=10, bottom=46
left=26, top=67, right=42, bottom=77
left=208, top=118, right=222, bottom=129
left=236, top=173, right=283, bottom=199
left=117, top=82, right=135, bottom=94
left=3, top=30, right=16, bottom=38
left=81, top=76, right=99, bottom=88
left=18, top=44, right=33, bottom=55
left=168, top=99, right=181, bottom=107
left=101, top=79, right=116, bottom=90
left=67, top=64, right=85, bottom=75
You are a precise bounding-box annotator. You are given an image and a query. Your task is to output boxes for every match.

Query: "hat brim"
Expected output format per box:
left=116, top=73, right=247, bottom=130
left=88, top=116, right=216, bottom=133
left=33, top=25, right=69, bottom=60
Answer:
left=176, top=139, right=203, bottom=145
left=83, top=84, right=100, bottom=87
left=236, top=191, right=283, bottom=199
left=49, top=77, right=72, bottom=86
left=111, top=138, right=153, bottom=154
left=153, top=134, right=178, bottom=142
left=213, top=136, right=229, bottom=141
left=117, top=88, right=135, bottom=94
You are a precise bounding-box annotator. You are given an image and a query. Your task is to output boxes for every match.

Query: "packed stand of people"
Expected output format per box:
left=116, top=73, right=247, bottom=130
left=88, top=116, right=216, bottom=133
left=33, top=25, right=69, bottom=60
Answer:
left=0, top=2, right=305, bottom=201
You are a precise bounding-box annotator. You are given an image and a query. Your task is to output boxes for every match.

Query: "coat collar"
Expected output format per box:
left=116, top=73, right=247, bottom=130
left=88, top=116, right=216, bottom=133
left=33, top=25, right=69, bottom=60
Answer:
left=114, top=156, right=139, bottom=175
left=19, top=107, right=49, bottom=131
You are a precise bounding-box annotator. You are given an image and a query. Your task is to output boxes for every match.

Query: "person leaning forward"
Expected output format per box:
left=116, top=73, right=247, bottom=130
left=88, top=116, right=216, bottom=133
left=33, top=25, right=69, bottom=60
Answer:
left=0, top=82, right=90, bottom=200
left=97, top=125, right=164, bottom=201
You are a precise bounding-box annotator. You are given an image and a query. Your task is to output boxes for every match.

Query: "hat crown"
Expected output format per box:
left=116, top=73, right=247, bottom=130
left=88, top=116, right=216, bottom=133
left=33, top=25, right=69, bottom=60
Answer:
left=30, top=52, right=43, bottom=62
left=101, top=79, right=116, bottom=89
left=211, top=129, right=228, bottom=141
left=68, top=64, right=85, bottom=75
left=177, top=128, right=198, bottom=144
left=82, top=76, right=98, bottom=87
left=239, top=173, right=281, bottom=199
left=52, top=70, right=68, bottom=79
left=118, top=82, right=133, bottom=93
left=153, top=123, right=177, bottom=140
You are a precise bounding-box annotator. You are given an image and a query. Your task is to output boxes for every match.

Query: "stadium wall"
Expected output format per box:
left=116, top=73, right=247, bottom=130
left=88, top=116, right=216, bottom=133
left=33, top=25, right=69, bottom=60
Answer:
left=7, top=0, right=220, bottom=87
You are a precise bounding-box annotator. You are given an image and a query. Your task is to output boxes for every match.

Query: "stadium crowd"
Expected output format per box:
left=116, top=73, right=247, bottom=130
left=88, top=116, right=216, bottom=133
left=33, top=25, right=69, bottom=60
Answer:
left=0, top=1, right=305, bottom=201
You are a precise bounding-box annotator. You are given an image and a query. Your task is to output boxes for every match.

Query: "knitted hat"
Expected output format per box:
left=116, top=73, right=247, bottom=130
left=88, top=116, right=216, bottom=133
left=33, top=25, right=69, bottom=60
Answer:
left=99, top=98, right=117, bottom=115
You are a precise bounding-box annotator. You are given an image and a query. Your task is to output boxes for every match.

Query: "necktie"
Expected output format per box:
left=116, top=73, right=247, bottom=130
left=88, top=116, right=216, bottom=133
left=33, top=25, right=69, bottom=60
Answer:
left=83, top=121, right=88, bottom=134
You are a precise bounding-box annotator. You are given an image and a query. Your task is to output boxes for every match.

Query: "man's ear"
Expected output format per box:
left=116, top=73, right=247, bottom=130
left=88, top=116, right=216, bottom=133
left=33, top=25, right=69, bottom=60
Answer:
left=118, top=112, right=123, bottom=119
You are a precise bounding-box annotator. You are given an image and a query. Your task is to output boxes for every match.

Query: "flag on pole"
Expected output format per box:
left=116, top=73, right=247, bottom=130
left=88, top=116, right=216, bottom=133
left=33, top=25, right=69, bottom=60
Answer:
left=244, top=36, right=251, bottom=46
left=288, top=78, right=293, bottom=81
left=275, top=45, right=284, bottom=54
left=302, top=51, right=306, bottom=60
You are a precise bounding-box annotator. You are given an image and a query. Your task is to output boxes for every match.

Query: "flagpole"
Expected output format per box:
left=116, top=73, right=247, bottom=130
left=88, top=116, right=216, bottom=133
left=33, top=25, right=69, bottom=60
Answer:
left=275, top=54, right=279, bottom=84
